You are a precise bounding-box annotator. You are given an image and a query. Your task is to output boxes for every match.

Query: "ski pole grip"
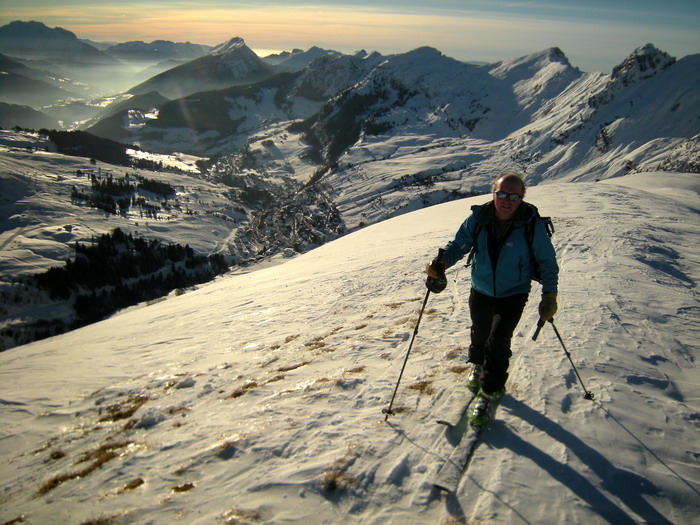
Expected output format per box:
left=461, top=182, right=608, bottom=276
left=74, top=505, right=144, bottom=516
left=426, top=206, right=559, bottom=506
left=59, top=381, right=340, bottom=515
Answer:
left=425, top=248, right=447, bottom=294
left=531, top=319, right=546, bottom=341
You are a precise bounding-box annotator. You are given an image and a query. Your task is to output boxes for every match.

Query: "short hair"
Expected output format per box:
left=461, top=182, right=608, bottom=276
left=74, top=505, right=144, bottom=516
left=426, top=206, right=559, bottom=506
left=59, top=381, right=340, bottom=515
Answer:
left=492, top=171, right=526, bottom=197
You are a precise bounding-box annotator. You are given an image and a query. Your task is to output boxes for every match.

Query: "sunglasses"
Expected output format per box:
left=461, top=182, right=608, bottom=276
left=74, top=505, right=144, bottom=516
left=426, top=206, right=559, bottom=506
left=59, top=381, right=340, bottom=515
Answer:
left=494, top=190, right=522, bottom=201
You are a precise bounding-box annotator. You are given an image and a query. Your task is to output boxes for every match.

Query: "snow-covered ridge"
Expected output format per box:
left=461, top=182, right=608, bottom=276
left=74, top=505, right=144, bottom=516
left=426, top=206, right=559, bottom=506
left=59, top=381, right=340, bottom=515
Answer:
left=209, top=37, right=247, bottom=56
left=611, top=43, right=676, bottom=85
left=0, top=172, right=698, bottom=524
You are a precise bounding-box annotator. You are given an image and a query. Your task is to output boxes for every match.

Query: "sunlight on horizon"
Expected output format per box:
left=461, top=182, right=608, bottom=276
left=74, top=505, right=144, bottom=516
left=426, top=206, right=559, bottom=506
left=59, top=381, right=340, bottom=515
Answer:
left=1, top=2, right=697, bottom=72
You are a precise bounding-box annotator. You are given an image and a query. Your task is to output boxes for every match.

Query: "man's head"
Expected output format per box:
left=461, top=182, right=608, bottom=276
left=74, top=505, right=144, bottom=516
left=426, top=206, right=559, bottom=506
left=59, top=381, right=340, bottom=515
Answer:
left=492, top=171, right=526, bottom=221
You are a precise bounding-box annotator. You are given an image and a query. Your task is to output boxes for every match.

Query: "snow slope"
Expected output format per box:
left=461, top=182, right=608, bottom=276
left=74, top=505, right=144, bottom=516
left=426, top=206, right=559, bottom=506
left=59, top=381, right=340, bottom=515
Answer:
left=1, top=172, right=699, bottom=524
left=0, top=131, right=230, bottom=281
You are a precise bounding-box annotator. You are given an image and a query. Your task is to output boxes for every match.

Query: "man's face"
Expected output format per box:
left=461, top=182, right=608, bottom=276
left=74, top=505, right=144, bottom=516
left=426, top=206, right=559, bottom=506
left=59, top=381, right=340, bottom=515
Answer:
left=493, top=177, right=523, bottom=220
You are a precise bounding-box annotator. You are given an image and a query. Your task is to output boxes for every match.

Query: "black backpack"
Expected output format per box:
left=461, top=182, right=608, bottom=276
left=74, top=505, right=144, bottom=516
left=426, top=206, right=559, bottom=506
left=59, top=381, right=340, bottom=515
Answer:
left=466, top=205, right=554, bottom=283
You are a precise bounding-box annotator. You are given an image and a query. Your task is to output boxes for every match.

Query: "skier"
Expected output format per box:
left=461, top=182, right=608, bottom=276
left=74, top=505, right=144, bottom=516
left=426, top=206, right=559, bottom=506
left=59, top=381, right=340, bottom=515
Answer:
left=425, top=171, right=559, bottom=425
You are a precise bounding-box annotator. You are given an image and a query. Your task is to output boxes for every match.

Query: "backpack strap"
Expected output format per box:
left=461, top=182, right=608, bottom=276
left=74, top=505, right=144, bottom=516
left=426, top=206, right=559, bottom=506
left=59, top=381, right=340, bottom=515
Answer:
left=527, top=204, right=554, bottom=238
left=465, top=223, right=483, bottom=268
left=525, top=207, right=554, bottom=283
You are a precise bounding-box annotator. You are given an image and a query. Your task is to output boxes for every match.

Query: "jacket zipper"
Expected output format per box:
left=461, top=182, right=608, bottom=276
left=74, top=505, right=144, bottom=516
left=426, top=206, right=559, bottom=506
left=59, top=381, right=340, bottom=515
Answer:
left=489, top=223, right=514, bottom=297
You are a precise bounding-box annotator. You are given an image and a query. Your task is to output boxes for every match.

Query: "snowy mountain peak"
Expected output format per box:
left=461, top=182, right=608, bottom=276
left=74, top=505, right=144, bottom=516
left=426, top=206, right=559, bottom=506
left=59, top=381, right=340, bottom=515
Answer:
left=265, top=46, right=344, bottom=72
left=210, top=36, right=248, bottom=56
left=490, top=47, right=575, bottom=80
left=611, top=43, right=675, bottom=83
left=127, top=35, right=270, bottom=97
left=207, top=36, right=266, bottom=74
left=546, top=46, right=572, bottom=66
left=406, top=46, right=444, bottom=60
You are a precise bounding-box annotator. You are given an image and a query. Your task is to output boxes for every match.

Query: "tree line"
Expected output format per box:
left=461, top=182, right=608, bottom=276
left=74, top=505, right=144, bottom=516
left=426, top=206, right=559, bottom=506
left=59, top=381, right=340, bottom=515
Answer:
left=38, top=129, right=169, bottom=170
left=71, top=172, right=176, bottom=217
left=32, top=228, right=228, bottom=325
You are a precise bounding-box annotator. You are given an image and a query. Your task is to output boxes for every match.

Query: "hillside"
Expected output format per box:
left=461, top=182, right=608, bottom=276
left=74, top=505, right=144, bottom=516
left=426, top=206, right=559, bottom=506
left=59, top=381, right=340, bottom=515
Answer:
left=0, top=103, right=59, bottom=129
left=0, top=129, right=342, bottom=350
left=0, top=172, right=698, bottom=524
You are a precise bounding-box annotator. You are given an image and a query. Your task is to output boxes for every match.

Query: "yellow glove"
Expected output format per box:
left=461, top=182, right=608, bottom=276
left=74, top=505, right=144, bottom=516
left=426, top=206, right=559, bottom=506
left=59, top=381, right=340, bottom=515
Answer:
left=424, top=258, right=445, bottom=278
left=424, top=258, right=447, bottom=293
left=538, top=293, right=558, bottom=322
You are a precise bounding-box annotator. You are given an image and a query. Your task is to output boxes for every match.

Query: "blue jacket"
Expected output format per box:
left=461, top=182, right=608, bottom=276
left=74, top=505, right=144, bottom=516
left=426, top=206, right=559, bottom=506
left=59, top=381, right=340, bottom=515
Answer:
left=442, top=201, right=559, bottom=297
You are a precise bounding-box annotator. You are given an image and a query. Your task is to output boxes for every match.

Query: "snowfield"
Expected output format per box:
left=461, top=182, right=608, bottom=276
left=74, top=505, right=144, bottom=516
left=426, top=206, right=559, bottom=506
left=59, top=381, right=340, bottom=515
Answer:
left=1, top=172, right=699, bottom=524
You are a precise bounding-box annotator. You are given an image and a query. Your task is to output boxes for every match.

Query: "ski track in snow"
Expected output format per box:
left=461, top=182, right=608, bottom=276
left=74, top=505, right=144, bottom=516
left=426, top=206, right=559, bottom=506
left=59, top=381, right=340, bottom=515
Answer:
left=1, top=173, right=699, bottom=524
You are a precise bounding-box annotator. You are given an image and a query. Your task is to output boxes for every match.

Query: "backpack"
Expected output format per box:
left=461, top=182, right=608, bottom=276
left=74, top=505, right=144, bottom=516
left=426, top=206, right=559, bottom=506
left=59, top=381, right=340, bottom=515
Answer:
left=465, top=206, right=554, bottom=283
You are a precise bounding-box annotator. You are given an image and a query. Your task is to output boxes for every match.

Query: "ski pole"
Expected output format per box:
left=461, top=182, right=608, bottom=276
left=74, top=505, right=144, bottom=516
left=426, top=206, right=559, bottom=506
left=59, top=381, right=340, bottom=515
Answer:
left=544, top=319, right=595, bottom=400
left=383, top=248, right=444, bottom=420
left=532, top=319, right=594, bottom=400
left=382, top=288, right=430, bottom=420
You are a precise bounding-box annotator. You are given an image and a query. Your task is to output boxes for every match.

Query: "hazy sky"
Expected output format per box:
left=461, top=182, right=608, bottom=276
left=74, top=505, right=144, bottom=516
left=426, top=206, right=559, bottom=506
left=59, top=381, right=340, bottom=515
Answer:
left=1, top=0, right=698, bottom=72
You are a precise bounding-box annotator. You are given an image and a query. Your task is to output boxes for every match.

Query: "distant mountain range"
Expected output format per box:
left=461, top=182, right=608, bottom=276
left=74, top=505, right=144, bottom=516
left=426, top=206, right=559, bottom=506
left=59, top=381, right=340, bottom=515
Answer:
left=0, top=20, right=118, bottom=65
left=0, top=20, right=211, bottom=64
left=104, top=39, right=212, bottom=61
left=1, top=21, right=697, bottom=231
left=85, top=42, right=698, bottom=180
left=0, top=21, right=697, bottom=236
left=1, top=20, right=697, bottom=195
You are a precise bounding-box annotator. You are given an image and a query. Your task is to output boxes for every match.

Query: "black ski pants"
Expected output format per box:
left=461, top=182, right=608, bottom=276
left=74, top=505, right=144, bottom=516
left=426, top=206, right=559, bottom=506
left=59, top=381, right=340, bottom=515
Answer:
left=468, top=289, right=529, bottom=394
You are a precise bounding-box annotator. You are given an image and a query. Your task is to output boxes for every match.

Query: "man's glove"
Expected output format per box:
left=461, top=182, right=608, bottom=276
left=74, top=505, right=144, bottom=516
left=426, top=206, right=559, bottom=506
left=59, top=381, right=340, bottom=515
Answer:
left=538, top=293, right=558, bottom=322
left=425, top=258, right=447, bottom=293
left=425, top=259, right=445, bottom=279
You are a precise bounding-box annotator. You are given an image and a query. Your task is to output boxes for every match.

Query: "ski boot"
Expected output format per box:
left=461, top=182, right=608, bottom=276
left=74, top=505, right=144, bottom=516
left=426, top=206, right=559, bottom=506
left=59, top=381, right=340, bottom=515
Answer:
left=470, top=388, right=504, bottom=427
left=467, top=364, right=483, bottom=394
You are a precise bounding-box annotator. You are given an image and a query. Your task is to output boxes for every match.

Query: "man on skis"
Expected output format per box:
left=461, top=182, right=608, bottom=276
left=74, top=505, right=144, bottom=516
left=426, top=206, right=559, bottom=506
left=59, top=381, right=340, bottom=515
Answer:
left=425, top=171, right=559, bottom=426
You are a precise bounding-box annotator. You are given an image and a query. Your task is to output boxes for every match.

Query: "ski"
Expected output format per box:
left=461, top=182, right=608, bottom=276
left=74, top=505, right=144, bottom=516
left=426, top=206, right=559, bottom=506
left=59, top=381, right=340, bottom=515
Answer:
left=432, top=423, right=483, bottom=492
left=409, top=389, right=478, bottom=507
left=432, top=392, right=502, bottom=493
left=435, top=389, right=477, bottom=427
